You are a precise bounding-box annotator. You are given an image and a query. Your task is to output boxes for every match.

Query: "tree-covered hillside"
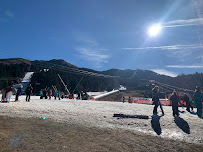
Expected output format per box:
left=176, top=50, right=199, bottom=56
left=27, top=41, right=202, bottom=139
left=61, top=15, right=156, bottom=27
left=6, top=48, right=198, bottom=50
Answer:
left=168, top=73, right=203, bottom=90
left=102, top=69, right=172, bottom=90
left=0, top=62, right=30, bottom=89
left=1, top=58, right=203, bottom=94
left=0, top=58, right=116, bottom=93
left=30, top=69, right=115, bottom=95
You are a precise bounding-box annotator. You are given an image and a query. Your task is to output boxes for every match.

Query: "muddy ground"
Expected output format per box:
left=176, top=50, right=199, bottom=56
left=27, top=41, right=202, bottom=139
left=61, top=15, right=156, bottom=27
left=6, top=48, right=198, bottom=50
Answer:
left=0, top=116, right=203, bottom=152
left=0, top=95, right=203, bottom=151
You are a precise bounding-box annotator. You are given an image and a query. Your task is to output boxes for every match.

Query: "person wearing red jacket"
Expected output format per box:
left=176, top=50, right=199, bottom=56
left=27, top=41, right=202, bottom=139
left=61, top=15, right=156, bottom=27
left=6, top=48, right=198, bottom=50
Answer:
left=48, top=89, right=52, bottom=100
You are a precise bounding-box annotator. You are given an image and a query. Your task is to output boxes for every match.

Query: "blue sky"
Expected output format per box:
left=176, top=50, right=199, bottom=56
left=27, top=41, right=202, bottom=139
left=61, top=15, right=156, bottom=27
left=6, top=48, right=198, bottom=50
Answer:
left=0, top=0, right=203, bottom=77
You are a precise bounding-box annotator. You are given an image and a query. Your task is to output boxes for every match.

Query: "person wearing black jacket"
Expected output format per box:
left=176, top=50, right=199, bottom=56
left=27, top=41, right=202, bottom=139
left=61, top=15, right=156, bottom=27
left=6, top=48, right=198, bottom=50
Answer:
left=43, top=88, right=48, bottom=99
left=152, top=86, right=164, bottom=115
left=183, top=93, right=192, bottom=112
left=26, top=84, right=33, bottom=102
left=170, top=91, right=181, bottom=117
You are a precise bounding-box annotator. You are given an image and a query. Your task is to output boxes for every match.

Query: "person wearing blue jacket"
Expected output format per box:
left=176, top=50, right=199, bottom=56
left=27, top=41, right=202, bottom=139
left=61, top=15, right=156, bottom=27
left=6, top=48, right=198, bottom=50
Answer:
left=15, top=85, right=23, bottom=101
left=54, top=92, right=58, bottom=100
left=194, top=86, right=203, bottom=118
left=40, top=89, right=43, bottom=99
left=58, top=91, right=61, bottom=100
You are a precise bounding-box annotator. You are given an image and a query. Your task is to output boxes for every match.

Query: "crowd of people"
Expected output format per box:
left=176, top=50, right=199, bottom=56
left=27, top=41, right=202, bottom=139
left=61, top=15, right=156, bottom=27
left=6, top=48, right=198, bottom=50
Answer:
left=0, top=84, right=33, bottom=102
left=0, top=85, right=15, bottom=102
left=0, top=83, right=202, bottom=118
left=38, top=88, right=89, bottom=100
left=0, top=83, right=91, bottom=102
left=152, top=86, right=203, bottom=118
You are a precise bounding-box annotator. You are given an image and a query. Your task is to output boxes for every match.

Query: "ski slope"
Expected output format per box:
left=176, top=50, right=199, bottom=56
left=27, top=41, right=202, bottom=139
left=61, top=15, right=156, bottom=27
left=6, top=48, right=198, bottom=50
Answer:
left=21, top=72, right=34, bottom=82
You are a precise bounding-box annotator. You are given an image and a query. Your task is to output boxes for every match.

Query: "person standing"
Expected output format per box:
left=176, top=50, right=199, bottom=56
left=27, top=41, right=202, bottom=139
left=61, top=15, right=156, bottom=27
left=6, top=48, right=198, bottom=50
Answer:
left=183, top=93, right=192, bottom=112
left=15, top=85, right=23, bottom=101
left=5, top=86, right=12, bottom=102
left=77, top=92, right=81, bottom=100
left=40, top=89, right=43, bottom=99
left=48, top=89, right=52, bottom=100
left=54, top=92, right=58, bottom=100
left=194, top=86, right=203, bottom=118
left=69, top=93, right=72, bottom=99
left=43, top=88, right=48, bottom=99
left=61, top=91, right=64, bottom=99
left=1, top=89, right=6, bottom=102
left=26, top=84, right=33, bottom=102
left=170, top=91, right=181, bottom=117
left=58, top=91, right=61, bottom=100
left=152, top=86, right=164, bottom=115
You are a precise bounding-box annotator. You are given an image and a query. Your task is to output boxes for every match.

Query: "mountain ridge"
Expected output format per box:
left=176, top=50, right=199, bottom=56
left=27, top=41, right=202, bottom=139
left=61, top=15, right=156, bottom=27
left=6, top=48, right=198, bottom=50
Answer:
left=0, top=58, right=202, bottom=92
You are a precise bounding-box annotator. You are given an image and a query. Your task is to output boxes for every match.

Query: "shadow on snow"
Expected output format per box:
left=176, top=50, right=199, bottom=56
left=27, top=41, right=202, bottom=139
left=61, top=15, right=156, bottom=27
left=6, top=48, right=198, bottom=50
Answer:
left=174, top=116, right=190, bottom=134
left=151, top=114, right=163, bottom=135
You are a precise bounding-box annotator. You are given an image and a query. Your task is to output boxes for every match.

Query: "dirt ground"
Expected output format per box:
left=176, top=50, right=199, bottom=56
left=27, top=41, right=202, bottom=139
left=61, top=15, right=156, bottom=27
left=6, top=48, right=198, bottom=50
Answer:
left=0, top=116, right=203, bottom=152
left=0, top=95, right=203, bottom=151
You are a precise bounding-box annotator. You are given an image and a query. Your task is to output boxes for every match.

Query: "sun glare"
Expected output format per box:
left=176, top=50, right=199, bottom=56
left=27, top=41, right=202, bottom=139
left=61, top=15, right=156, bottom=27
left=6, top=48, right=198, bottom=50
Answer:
left=148, top=24, right=162, bottom=36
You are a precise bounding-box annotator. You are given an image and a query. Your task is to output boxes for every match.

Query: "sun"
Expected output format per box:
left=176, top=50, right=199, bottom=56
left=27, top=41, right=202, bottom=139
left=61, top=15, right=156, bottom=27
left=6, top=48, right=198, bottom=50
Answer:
left=148, top=24, right=162, bottom=36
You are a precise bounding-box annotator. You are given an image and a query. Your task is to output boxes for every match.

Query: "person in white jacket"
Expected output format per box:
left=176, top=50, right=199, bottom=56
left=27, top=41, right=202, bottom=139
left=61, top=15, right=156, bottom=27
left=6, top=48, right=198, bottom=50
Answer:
left=5, top=86, right=13, bottom=102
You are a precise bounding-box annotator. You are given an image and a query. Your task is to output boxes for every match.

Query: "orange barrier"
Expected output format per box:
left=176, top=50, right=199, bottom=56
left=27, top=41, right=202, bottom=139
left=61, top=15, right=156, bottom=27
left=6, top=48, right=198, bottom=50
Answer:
left=133, top=99, right=171, bottom=106
left=93, top=96, right=196, bottom=107
left=133, top=98, right=195, bottom=106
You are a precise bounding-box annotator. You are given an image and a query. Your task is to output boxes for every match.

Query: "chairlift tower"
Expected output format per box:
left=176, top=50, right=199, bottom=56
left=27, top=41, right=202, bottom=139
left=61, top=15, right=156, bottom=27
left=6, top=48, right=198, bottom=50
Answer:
left=57, top=74, right=70, bottom=94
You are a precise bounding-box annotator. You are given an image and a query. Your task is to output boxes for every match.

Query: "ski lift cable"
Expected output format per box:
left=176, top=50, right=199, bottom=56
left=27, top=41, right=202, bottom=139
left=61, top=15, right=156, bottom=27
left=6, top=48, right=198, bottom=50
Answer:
left=155, top=81, right=188, bottom=91
left=35, top=62, right=118, bottom=78
left=33, top=62, right=118, bottom=78
left=32, top=63, right=113, bottom=74
left=35, top=62, right=86, bottom=74
left=34, top=63, right=87, bottom=76
left=72, top=76, right=84, bottom=94
left=158, top=86, right=171, bottom=93
left=153, top=80, right=194, bottom=92
left=155, top=82, right=183, bottom=91
left=57, top=74, right=70, bottom=94
left=38, top=62, right=118, bottom=78
left=149, top=79, right=188, bottom=92
left=154, top=81, right=180, bottom=89
left=154, top=81, right=176, bottom=90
